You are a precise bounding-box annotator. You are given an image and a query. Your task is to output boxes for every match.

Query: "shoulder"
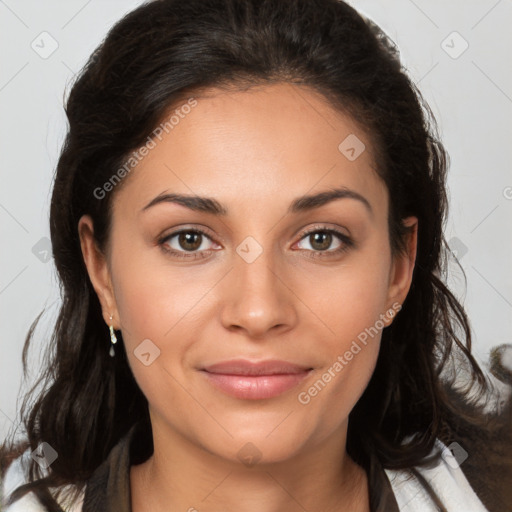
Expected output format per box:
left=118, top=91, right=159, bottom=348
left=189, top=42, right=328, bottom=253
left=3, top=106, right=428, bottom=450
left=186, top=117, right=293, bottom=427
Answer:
left=1, top=449, right=84, bottom=512
left=384, top=437, right=490, bottom=511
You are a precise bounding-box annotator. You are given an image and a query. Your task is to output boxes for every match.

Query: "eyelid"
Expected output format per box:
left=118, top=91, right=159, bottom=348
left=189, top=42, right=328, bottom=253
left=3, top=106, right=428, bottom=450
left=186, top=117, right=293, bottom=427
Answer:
left=158, top=224, right=217, bottom=242
left=295, top=223, right=350, bottom=241
left=158, top=223, right=354, bottom=259
left=292, top=224, right=354, bottom=256
left=158, top=226, right=219, bottom=250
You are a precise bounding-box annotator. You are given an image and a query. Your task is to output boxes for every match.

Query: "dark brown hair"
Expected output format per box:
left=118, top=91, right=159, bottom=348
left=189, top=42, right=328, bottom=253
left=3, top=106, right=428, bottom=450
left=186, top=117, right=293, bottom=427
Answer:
left=2, top=0, right=511, bottom=510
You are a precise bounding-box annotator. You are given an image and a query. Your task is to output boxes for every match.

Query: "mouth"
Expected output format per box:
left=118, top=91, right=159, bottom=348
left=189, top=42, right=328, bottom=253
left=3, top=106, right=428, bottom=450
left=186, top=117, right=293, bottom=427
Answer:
left=199, top=359, right=314, bottom=400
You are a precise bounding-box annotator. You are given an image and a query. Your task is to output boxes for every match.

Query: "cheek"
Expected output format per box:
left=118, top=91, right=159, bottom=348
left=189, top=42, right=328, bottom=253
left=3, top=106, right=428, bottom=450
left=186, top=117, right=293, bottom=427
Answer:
left=109, top=249, right=205, bottom=405
left=108, top=224, right=208, bottom=340
left=291, top=234, right=391, bottom=412
left=294, top=233, right=392, bottom=345
left=296, top=335, right=381, bottom=442
left=294, top=272, right=388, bottom=434
left=108, top=238, right=226, bottom=404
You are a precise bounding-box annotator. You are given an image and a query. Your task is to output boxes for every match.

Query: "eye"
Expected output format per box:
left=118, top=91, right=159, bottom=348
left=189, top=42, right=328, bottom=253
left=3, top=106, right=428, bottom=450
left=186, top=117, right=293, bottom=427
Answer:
left=158, top=228, right=219, bottom=259
left=295, top=226, right=354, bottom=258
left=158, top=225, right=354, bottom=261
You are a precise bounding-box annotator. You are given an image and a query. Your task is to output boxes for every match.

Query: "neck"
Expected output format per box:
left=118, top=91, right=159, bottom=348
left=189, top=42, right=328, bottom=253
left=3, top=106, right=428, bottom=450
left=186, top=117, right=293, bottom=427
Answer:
left=130, top=418, right=370, bottom=512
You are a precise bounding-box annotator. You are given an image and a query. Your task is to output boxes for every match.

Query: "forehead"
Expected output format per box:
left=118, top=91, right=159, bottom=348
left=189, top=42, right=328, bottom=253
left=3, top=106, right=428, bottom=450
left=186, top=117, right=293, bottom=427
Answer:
left=113, top=82, right=388, bottom=220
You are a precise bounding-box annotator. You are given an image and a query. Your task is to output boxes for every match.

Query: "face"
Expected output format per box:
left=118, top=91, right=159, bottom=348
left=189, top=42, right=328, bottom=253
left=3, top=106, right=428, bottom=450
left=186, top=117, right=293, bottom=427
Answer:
left=79, top=82, right=417, bottom=465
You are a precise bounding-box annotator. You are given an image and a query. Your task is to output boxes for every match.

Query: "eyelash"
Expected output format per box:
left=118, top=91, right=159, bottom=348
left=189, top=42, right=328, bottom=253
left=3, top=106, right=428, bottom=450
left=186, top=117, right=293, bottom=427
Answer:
left=157, top=225, right=354, bottom=261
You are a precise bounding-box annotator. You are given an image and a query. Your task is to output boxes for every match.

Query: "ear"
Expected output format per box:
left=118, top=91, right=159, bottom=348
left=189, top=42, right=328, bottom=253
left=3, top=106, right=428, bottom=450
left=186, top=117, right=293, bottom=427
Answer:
left=78, top=214, right=119, bottom=329
left=384, top=216, right=418, bottom=322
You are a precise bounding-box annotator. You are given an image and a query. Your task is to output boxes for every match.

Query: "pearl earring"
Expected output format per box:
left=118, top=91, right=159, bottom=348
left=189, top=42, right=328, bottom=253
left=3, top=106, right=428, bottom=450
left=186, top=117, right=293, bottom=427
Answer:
left=109, top=314, right=117, bottom=357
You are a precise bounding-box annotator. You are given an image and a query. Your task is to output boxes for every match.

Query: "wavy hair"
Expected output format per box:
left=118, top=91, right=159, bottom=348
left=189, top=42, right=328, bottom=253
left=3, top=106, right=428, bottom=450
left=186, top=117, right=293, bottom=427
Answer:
left=2, top=0, right=511, bottom=510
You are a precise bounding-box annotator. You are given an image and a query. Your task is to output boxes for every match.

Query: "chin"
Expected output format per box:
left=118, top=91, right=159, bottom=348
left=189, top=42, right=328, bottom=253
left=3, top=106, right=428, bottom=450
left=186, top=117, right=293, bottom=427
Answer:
left=202, top=427, right=310, bottom=467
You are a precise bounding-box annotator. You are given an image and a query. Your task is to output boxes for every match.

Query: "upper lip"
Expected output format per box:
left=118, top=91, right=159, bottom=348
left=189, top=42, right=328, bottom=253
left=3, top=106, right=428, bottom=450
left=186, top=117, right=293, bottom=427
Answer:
left=200, top=359, right=313, bottom=376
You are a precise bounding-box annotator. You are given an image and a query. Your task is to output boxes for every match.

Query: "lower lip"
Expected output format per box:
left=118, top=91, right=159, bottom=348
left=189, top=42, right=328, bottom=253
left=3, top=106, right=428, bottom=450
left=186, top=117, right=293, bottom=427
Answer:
left=200, top=370, right=312, bottom=400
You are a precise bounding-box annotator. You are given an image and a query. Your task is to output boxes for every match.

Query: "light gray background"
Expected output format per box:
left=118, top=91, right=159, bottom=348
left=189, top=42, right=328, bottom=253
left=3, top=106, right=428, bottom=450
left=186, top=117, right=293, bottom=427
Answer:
left=1, top=0, right=511, bottom=441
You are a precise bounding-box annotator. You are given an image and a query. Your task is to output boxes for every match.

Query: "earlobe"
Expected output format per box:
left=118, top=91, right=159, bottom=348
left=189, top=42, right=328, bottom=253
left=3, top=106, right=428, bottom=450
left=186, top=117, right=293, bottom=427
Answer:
left=385, top=216, right=418, bottom=318
left=78, top=215, right=119, bottom=328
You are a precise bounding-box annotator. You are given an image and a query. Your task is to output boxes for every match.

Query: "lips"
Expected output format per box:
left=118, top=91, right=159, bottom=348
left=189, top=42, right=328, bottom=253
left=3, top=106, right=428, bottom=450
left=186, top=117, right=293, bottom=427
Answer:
left=199, top=359, right=313, bottom=400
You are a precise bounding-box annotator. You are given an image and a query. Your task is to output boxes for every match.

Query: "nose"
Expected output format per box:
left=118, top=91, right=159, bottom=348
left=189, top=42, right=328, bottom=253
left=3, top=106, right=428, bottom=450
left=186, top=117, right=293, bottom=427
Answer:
left=219, top=244, right=298, bottom=340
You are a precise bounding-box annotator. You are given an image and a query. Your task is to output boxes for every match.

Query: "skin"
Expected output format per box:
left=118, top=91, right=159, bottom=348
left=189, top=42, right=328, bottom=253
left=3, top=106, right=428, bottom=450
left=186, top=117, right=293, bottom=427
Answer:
left=79, top=82, right=417, bottom=512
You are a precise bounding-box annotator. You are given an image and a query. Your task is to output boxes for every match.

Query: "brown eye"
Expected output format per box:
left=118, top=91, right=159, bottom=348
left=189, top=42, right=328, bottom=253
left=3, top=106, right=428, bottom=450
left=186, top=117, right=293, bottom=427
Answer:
left=177, top=232, right=203, bottom=251
left=295, top=227, right=354, bottom=259
left=297, top=230, right=342, bottom=252
left=308, top=231, right=333, bottom=251
left=159, top=229, right=218, bottom=259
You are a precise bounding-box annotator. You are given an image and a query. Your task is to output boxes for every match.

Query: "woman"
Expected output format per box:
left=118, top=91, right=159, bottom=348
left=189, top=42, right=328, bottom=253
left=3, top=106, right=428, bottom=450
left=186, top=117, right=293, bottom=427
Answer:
left=1, top=0, right=511, bottom=510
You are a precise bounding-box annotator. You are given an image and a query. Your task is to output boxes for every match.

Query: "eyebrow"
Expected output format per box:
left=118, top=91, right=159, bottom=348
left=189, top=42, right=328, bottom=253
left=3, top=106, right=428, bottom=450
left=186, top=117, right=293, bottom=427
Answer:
left=141, top=187, right=373, bottom=217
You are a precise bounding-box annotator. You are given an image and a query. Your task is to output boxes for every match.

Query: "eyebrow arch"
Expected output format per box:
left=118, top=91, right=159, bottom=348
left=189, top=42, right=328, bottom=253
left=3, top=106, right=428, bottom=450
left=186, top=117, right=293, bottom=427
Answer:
left=141, top=187, right=372, bottom=217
